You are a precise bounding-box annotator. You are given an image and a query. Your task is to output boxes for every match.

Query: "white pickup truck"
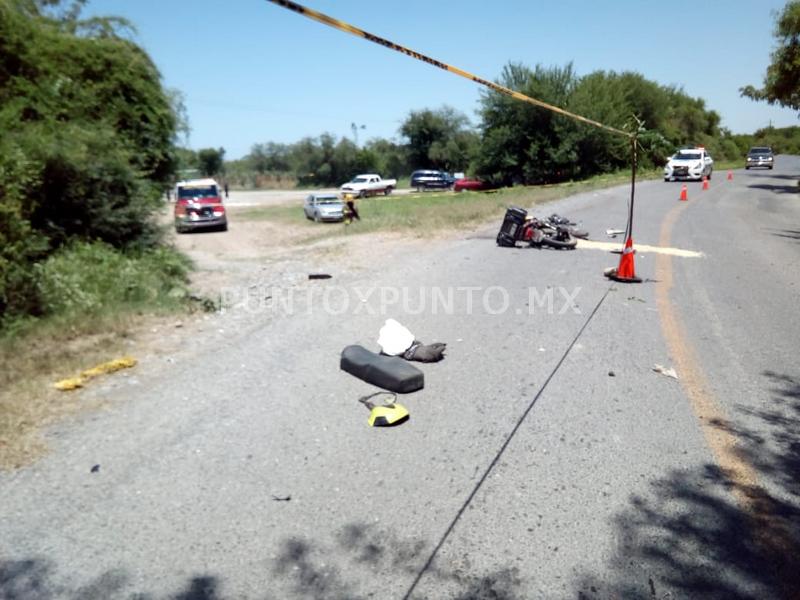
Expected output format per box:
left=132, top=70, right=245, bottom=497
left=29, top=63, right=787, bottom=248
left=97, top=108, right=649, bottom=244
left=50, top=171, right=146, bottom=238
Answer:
left=340, top=174, right=397, bottom=198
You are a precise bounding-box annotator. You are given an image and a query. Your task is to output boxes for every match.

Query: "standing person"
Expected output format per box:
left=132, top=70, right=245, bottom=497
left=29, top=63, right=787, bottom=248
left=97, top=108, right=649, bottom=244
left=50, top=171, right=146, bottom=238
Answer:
left=223, top=181, right=229, bottom=198
left=346, top=197, right=360, bottom=222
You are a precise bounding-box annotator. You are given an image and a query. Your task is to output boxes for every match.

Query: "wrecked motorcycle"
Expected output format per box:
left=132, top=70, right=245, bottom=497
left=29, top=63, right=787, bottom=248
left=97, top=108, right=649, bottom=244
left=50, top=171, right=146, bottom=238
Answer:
left=545, top=213, right=589, bottom=239
left=496, top=207, right=577, bottom=249
left=524, top=217, right=578, bottom=250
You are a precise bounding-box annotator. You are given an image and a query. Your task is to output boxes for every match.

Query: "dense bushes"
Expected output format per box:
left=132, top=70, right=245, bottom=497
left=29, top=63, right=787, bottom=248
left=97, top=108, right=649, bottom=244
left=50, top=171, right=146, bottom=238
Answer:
left=0, top=0, right=181, bottom=323
left=35, top=242, right=189, bottom=319
left=731, top=126, right=800, bottom=155
left=475, top=64, right=738, bottom=185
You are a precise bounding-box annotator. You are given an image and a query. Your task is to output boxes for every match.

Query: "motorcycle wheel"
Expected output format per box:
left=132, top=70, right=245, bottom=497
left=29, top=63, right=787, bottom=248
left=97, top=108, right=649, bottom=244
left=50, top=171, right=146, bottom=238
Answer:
left=541, top=234, right=577, bottom=250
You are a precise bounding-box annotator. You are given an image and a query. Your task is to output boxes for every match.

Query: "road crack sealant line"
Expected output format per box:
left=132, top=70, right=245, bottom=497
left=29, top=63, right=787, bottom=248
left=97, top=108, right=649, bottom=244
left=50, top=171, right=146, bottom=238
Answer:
left=400, top=285, right=614, bottom=599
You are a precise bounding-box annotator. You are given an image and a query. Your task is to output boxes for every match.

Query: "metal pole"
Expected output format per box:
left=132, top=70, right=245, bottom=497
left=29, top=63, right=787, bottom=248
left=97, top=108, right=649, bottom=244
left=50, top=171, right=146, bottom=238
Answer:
left=626, top=136, right=637, bottom=241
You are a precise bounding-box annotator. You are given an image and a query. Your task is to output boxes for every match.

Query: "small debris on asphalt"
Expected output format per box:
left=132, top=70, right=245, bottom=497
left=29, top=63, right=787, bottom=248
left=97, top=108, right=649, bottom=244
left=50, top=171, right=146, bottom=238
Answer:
left=309, top=273, right=332, bottom=280
left=627, top=296, right=646, bottom=303
left=272, top=495, right=291, bottom=502
left=90, top=464, right=100, bottom=473
left=652, top=364, right=678, bottom=380
left=606, top=228, right=625, bottom=238
left=608, top=371, right=616, bottom=377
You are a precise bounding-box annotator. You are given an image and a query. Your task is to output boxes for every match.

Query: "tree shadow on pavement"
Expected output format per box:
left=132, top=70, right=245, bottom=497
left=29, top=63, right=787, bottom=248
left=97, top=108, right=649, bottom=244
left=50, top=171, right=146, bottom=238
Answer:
left=747, top=183, right=799, bottom=194
left=747, top=173, right=797, bottom=180
left=572, top=371, right=800, bottom=600
left=268, top=521, right=526, bottom=599
left=1, top=523, right=526, bottom=599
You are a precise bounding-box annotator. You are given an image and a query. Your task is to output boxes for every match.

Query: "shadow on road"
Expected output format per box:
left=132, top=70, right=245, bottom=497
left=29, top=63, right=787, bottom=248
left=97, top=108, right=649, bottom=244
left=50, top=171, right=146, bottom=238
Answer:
left=1, top=522, right=526, bottom=599
left=748, top=183, right=799, bottom=194
left=763, top=228, right=800, bottom=242
left=745, top=172, right=797, bottom=180
left=572, top=370, right=800, bottom=599
left=4, top=374, right=799, bottom=599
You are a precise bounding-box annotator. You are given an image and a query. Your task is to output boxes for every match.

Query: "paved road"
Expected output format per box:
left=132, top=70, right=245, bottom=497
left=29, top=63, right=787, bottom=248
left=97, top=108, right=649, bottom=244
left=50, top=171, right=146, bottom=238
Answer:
left=2, top=160, right=799, bottom=599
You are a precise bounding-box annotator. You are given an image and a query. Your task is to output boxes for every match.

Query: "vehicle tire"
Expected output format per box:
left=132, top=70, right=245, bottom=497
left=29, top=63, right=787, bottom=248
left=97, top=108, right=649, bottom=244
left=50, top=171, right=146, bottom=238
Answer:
left=416, top=185, right=424, bottom=193
left=314, top=213, right=320, bottom=223
left=769, top=166, right=774, bottom=170
left=708, top=170, right=712, bottom=180
left=219, top=222, right=228, bottom=232
left=745, top=166, right=750, bottom=170
left=664, top=178, right=670, bottom=182
left=385, top=187, right=393, bottom=195
left=358, top=190, right=366, bottom=199
left=541, top=234, right=577, bottom=250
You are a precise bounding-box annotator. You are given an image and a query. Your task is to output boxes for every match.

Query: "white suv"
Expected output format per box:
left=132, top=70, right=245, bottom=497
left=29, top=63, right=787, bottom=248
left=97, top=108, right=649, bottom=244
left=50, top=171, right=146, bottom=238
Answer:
left=663, top=148, right=714, bottom=181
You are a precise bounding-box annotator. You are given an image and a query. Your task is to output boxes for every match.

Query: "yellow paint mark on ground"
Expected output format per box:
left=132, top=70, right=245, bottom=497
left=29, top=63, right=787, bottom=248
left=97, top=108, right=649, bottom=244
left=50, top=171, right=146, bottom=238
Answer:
left=656, top=201, right=799, bottom=597
left=577, top=238, right=703, bottom=258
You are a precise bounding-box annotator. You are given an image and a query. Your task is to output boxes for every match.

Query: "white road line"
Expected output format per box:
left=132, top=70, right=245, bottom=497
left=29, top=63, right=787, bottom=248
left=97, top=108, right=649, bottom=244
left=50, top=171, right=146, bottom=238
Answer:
left=577, top=239, right=704, bottom=258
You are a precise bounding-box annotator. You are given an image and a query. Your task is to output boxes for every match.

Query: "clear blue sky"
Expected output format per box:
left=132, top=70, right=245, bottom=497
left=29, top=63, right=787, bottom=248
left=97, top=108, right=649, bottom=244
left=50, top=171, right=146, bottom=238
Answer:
left=86, top=0, right=799, bottom=159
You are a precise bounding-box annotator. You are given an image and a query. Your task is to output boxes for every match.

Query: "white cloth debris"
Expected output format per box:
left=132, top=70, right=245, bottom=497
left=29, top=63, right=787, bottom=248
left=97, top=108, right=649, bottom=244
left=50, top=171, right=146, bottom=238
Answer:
left=652, top=364, right=679, bottom=379
left=377, top=319, right=415, bottom=356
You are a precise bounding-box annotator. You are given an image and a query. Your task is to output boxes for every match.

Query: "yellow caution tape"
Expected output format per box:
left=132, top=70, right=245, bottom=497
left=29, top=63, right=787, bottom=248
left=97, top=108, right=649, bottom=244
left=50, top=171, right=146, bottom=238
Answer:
left=266, top=0, right=632, bottom=139
left=54, top=357, right=137, bottom=391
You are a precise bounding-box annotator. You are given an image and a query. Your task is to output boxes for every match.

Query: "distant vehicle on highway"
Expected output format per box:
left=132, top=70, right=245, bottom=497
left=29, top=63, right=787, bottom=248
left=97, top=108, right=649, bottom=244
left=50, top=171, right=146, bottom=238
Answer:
left=745, top=146, right=774, bottom=170
left=340, top=174, right=396, bottom=198
left=454, top=177, right=490, bottom=192
left=174, top=178, right=227, bottom=233
left=410, top=170, right=453, bottom=192
left=663, top=147, right=714, bottom=181
left=303, top=193, right=345, bottom=222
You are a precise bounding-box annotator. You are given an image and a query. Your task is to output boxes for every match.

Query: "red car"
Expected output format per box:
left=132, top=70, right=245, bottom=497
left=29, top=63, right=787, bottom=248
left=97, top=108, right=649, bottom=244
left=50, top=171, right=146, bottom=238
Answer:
left=174, top=178, right=228, bottom=233
left=454, top=177, right=489, bottom=192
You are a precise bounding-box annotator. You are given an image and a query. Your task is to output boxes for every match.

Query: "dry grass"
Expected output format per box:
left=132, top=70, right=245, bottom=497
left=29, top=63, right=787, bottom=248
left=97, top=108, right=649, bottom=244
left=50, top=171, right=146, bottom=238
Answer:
left=0, top=311, right=168, bottom=469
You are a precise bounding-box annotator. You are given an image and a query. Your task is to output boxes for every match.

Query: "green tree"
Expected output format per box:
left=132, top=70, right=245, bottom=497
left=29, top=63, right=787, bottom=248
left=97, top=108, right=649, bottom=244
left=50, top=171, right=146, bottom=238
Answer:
left=196, top=147, right=225, bottom=177
left=741, top=1, right=800, bottom=111
left=475, top=63, right=580, bottom=185
left=0, top=0, right=180, bottom=317
left=473, top=61, right=733, bottom=185
left=400, top=105, right=476, bottom=171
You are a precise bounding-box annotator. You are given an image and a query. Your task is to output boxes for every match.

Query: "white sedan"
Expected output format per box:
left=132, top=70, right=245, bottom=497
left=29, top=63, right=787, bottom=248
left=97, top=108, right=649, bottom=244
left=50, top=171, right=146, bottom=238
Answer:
left=664, top=148, right=714, bottom=181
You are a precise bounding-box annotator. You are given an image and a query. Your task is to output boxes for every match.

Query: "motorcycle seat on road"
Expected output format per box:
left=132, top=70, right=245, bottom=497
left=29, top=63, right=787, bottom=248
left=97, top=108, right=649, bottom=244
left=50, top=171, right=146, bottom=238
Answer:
left=340, top=345, right=424, bottom=394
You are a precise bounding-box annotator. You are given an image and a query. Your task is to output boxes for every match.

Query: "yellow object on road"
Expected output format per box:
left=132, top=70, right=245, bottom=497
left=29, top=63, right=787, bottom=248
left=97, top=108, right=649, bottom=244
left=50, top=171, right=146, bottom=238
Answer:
left=358, top=391, right=409, bottom=427
left=54, top=357, right=137, bottom=391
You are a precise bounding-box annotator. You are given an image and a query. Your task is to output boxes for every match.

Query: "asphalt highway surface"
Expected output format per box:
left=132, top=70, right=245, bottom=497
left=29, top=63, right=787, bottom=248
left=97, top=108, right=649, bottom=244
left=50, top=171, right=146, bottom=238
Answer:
left=2, top=159, right=799, bottom=599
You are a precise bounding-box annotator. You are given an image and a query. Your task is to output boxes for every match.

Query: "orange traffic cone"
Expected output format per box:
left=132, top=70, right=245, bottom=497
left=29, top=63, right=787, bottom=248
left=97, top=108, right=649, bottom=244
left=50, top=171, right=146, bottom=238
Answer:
left=702, top=176, right=709, bottom=190
left=604, top=236, right=642, bottom=283
left=727, top=170, right=733, bottom=181
left=680, top=184, right=688, bottom=201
